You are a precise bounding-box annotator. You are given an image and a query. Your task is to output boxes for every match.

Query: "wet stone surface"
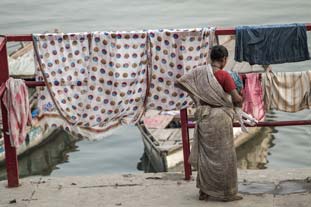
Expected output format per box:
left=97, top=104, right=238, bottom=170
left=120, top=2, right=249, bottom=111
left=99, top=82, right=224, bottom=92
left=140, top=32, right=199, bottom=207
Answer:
left=239, top=179, right=311, bottom=195
left=239, top=182, right=275, bottom=195
left=276, top=180, right=311, bottom=195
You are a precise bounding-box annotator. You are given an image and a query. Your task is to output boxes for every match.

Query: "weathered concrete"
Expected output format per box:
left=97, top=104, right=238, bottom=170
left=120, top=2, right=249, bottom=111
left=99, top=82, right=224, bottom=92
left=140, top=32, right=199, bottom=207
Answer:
left=0, top=169, right=310, bottom=207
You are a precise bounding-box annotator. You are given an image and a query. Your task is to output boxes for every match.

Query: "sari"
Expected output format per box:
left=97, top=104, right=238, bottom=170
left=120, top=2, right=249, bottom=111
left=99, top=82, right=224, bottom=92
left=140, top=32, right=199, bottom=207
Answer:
left=177, top=64, right=238, bottom=199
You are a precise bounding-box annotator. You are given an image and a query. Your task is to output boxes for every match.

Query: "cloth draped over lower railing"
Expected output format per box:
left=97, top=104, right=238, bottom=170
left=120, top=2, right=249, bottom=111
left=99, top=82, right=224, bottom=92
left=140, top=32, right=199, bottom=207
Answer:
left=0, top=78, right=31, bottom=147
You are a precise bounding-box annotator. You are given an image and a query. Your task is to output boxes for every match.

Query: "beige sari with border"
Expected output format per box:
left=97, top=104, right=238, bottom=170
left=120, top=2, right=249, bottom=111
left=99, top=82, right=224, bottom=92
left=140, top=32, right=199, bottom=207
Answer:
left=177, top=64, right=238, bottom=199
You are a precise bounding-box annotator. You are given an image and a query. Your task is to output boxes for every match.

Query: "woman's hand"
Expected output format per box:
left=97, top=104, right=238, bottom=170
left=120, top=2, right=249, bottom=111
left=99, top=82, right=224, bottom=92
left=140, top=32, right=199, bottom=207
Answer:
left=230, top=89, right=243, bottom=107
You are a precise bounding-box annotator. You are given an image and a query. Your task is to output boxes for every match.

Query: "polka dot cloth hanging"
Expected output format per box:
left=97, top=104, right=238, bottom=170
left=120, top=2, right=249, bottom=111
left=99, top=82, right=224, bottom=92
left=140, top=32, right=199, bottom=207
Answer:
left=146, top=28, right=214, bottom=111
left=33, top=33, right=90, bottom=127
left=33, top=29, right=215, bottom=139
left=33, top=31, right=148, bottom=136
left=88, top=31, right=148, bottom=126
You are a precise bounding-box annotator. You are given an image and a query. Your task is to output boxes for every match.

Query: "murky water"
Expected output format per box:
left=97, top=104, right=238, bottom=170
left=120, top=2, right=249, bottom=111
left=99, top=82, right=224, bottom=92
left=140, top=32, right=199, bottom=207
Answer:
left=0, top=0, right=310, bottom=178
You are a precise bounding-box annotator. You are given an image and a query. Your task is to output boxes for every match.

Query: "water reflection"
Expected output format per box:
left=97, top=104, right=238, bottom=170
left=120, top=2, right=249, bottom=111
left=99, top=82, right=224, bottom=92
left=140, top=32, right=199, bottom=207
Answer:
left=237, top=127, right=274, bottom=169
left=0, top=130, right=79, bottom=181
left=136, top=151, right=157, bottom=173
left=0, top=122, right=307, bottom=179
left=138, top=127, right=276, bottom=172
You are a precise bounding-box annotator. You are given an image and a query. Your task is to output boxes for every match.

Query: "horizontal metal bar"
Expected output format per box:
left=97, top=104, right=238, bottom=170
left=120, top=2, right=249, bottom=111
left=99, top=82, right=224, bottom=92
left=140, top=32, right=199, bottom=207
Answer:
left=25, top=81, right=45, bottom=87
left=215, top=27, right=235, bottom=35
left=7, top=35, right=32, bottom=42
left=187, top=120, right=311, bottom=128
left=215, top=23, right=311, bottom=35
left=5, top=23, right=311, bottom=41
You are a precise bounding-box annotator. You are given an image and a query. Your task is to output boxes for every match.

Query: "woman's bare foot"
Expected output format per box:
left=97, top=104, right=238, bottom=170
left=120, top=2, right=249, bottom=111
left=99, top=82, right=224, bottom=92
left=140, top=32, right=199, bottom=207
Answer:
left=222, top=195, right=243, bottom=202
left=199, top=190, right=209, bottom=200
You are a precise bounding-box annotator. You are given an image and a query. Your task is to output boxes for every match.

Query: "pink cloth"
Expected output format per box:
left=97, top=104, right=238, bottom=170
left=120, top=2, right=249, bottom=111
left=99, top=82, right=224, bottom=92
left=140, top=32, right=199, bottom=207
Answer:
left=242, top=73, right=265, bottom=121
left=143, top=115, right=174, bottom=129
left=0, top=78, right=31, bottom=147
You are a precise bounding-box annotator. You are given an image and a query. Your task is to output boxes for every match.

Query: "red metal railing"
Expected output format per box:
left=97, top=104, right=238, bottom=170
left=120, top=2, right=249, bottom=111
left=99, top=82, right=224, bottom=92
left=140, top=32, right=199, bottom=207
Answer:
left=188, top=120, right=311, bottom=128
left=0, top=37, right=19, bottom=187
left=180, top=108, right=311, bottom=180
left=1, top=24, right=311, bottom=187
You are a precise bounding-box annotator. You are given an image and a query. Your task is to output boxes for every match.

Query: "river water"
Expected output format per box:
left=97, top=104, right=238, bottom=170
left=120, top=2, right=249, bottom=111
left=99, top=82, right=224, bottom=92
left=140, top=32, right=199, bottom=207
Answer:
left=0, top=0, right=310, bottom=178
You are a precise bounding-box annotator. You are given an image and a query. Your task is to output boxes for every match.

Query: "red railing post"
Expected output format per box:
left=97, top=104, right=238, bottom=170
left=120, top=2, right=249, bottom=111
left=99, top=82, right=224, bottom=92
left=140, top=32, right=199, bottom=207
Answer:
left=0, top=37, right=19, bottom=187
left=180, top=108, right=191, bottom=180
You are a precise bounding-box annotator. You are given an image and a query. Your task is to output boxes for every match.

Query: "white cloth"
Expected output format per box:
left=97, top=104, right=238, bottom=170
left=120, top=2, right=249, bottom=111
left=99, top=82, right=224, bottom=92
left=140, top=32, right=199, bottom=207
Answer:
left=33, top=32, right=148, bottom=139
left=146, top=28, right=215, bottom=111
left=234, top=107, right=258, bottom=133
left=88, top=31, right=148, bottom=125
left=33, top=33, right=90, bottom=127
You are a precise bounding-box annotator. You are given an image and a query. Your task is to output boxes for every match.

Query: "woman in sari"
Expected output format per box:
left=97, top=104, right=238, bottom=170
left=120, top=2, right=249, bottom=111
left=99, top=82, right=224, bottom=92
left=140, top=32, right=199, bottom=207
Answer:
left=176, top=45, right=243, bottom=202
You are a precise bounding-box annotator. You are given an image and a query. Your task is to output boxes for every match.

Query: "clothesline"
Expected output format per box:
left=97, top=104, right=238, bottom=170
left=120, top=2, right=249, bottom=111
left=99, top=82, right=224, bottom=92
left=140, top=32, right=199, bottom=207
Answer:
left=5, top=26, right=311, bottom=124
left=3, top=26, right=311, bottom=117
left=3, top=24, right=310, bottom=88
left=4, top=23, right=311, bottom=42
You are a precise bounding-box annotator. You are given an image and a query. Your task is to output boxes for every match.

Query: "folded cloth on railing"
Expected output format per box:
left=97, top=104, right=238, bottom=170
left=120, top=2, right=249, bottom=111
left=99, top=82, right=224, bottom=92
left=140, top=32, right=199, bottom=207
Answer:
left=146, top=28, right=215, bottom=110
left=234, top=107, right=258, bottom=133
left=241, top=73, right=265, bottom=120
left=0, top=78, right=31, bottom=147
left=262, top=71, right=311, bottom=112
left=235, top=23, right=310, bottom=65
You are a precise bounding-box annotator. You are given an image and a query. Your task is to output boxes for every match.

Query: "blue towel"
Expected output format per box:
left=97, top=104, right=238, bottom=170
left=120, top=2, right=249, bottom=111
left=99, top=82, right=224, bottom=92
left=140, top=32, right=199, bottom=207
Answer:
left=31, top=108, right=40, bottom=118
left=235, top=23, right=310, bottom=65
left=228, top=71, right=243, bottom=93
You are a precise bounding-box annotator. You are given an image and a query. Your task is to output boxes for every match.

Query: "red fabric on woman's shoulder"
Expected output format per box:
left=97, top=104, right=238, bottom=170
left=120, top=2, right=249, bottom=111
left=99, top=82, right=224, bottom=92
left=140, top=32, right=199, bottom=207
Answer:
left=214, top=70, right=236, bottom=93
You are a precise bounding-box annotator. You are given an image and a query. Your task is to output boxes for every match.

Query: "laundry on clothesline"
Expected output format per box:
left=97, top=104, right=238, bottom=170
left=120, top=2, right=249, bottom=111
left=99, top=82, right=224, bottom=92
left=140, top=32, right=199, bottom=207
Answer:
left=0, top=78, right=32, bottom=147
left=31, top=26, right=311, bottom=139
left=33, top=28, right=217, bottom=138
left=235, top=23, right=310, bottom=65
left=33, top=31, right=150, bottom=139
left=89, top=31, right=148, bottom=125
left=146, top=28, right=215, bottom=111
left=33, top=33, right=91, bottom=127
left=228, top=71, right=243, bottom=93
left=262, top=70, right=311, bottom=112
left=227, top=71, right=259, bottom=132
left=241, top=73, right=265, bottom=121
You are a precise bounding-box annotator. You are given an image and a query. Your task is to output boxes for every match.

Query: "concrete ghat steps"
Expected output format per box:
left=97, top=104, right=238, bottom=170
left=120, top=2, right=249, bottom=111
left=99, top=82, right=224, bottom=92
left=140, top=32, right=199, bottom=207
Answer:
left=0, top=168, right=311, bottom=207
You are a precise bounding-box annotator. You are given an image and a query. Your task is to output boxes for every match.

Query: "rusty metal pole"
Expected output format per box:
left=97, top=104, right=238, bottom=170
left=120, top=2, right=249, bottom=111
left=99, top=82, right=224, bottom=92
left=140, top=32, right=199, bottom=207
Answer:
left=0, top=36, right=19, bottom=187
left=180, top=108, right=191, bottom=180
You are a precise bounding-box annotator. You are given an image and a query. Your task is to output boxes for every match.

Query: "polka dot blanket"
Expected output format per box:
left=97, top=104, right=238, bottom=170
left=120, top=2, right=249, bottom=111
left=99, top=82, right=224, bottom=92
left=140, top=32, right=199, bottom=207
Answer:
left=32, top=28, right=215, bottom=139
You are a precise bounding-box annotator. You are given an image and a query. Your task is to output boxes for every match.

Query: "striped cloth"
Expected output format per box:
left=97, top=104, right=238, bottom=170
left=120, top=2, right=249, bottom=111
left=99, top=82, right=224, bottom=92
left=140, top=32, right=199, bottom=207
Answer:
left=262, top=71, right=311, bottom=112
